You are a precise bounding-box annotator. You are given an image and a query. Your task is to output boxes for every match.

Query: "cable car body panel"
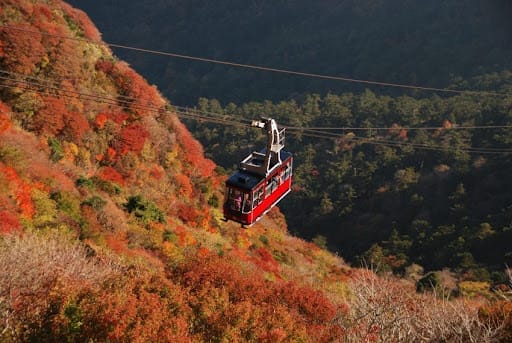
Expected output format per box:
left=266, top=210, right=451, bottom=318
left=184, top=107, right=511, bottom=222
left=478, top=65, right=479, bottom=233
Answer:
left=223, top=118, right=293, bottom=226
left=224, top=151, right=292, bottom=225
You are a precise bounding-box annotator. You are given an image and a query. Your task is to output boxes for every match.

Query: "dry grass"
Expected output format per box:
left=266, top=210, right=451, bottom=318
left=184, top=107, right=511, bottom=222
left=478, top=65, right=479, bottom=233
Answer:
left=0, top=231, right=119, bottom=340
left=340, top=270, right=505, bottom=342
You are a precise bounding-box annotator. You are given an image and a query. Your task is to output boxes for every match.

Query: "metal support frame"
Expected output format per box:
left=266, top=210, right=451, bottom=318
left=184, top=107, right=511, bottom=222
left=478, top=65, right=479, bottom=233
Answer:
left=239, top=118, right=286, bottom=177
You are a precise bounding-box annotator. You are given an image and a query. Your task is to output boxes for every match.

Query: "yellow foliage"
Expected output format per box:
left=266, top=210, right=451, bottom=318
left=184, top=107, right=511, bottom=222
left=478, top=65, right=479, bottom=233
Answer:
left=31, top=188, right=58, bottom=228
left=140, top=141, right=156, bottom=162
left=458, top=281, right=492, bottom=298
left=76, top=146, right=92, bottom=170
left=62, top=141, right=79, bottom=163
left=164, top=146, right=182, bottom=172
left=161, top=241, right=185, bottom=266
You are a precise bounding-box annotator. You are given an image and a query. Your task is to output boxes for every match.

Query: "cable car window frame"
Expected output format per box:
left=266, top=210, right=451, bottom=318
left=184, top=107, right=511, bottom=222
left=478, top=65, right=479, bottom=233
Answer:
left=241, top=192, right=252, bottom=214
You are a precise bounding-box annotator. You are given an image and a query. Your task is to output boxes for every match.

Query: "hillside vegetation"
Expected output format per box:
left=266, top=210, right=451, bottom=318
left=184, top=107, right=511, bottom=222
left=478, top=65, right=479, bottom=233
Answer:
left=0, top=0, right=511, bottom=341
left=188, top=82, right=512, bottom=284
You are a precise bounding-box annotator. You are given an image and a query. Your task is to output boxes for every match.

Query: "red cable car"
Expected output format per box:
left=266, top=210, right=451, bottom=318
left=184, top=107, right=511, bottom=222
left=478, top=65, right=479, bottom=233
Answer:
left=223, top=118, right=293, bottom=226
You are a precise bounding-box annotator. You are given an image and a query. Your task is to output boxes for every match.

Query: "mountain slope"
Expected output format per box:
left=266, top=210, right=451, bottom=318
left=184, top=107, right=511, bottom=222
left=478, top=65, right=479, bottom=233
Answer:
left=0, top=1, right=350, bottom=340
left=0, top=1, right=510, bottom=341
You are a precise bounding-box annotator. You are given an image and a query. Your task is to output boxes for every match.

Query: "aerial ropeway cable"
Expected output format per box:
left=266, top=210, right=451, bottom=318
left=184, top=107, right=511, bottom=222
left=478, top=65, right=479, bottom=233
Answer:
left=2, top=24, right=512, bottom=98
left=1, top=69, right=512, bottom=155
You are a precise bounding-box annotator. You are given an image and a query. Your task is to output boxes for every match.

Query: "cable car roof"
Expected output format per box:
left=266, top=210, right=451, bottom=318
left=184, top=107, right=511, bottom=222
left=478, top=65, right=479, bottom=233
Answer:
left=226, top=150, right=292, bottom=191
left=226, top=170, right=263, bottom=190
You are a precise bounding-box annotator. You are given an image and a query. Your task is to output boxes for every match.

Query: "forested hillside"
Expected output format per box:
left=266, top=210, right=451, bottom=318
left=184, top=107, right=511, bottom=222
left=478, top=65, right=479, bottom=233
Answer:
left=68, top=0, right=512, bottom=105
left=0, top=0, right=512, bottom=341
left=67, top=0, right=512, bottom=283
left=186, top=76, right=512, bottom=284
left=0, top=0, right=347, bottom=340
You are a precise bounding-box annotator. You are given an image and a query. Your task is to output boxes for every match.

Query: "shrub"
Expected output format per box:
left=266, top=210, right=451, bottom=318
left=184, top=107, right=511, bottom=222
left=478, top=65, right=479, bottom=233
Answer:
left=48, top=137, right=63, bottom=162
left=75, top=176, right=95, bottom=189
left=124, top=195, right=165, bottom=225
left=83, top=195, right=107, bottom=211
left=0, top=232, right=117, bottom=341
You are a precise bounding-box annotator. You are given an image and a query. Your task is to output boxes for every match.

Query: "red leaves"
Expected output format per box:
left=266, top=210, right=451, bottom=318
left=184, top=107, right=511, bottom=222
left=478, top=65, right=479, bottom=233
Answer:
left=60, top=2, right=101, bottom=41
left=75, top=275, right=192, bottom=342
left=175, top=254, right=339, bottom=341
left=94, top=113, right=108, bottom=129
left=94, top=110, right=129, bottom=130
left=0, top=101, right=12, bottom=134
left=95, top=59, right=115, bottom=74
left=0, top=23, right=45, bottom=74
left=112, top=62, right=164, bottom=115
left=33, top=4, right=52, bottom=21
left=117, top=122, right=149, bottom=154
left=174, top=225, right=197, bottom=247
left=62, top=111, right=91, bottom=141
left=16, top=183, right=34, bottom=219
left=277, top=281, right=337, bottom=323
left=252, top=247, right=280, bottom=274
left=94, top=60, right=164, bottom=116
left=177, top=203, right=199, bottom=224
left=0, top=210, right=21, bottom=235
left=175, top=173, right=193, bottom=198
left=149, top=164, right=164, bottom=180
left=0, top=164, right=34, bottom=219
left=33, top=96, right=67, bottom=136
left=173, top=119, right=216, bottom=177
left=98, top=166, right=124, bottom=185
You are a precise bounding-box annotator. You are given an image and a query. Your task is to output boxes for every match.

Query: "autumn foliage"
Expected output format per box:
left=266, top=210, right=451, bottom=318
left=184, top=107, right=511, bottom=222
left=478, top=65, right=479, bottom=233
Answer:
left=0, top=101, right=12, bottom=134
left=174, top=254, right=342, bottom=341
left=97, top=166, right=124, bottom=185
left=0, top=164, right=35, bottom=219
left=0, top=1, right=511, bottom=342
left=117, top=122, right=149, bottom=154
left=32, top=96, right=67, bottom=136
left=0, top=23, right=45, bottom=74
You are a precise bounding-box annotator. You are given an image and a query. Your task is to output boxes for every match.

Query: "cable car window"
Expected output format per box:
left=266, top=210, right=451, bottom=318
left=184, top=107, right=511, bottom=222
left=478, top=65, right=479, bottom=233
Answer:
left=265, top=179, right=272, bottom=196
left=227, top=188, right=244, bottom=211
left=283, top=164, right=291, bottom=180
left=242, top=193, right=252, bottom=213
left=253, top=187, right=263, bottom=206
left=278, top=171, right=284, bottom=184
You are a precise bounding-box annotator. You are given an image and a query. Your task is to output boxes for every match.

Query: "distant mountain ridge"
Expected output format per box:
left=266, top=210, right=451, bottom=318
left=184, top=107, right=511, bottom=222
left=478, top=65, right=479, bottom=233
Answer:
left=68, top=0, right=512, bottom=105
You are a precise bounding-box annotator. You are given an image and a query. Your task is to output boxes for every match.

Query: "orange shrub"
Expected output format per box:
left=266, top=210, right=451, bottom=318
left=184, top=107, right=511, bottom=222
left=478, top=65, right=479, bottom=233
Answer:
left=173, top=119, right=215, bottom=178
left=0, top=101, right=12, bottom=134
left=117, top=123, right=148, bottom=154
left=98, top=166, right=124, bottom=186
left=62, top=111, right=90, bottom=141
left=0, top=23, right=45, bottom=74
left=94, top=113, right=108, bottom=129
left=174, top=254, right=341, bottom=342
left=0, top=164, right=34, bottom=219
left=479, top=301, right=512, bottom=342
left=0, top=210, right=21, bottom=235
left=174, top=173, right=193, bottom=198
left=252, top=247, right=280, bottom=275
left=33, top=96, right=67, bottom=136
left=60, top=2, right=101, bottom=41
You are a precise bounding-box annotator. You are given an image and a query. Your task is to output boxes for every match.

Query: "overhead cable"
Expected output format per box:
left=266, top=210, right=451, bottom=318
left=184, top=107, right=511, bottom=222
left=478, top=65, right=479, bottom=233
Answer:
left=2, top=25, right=512, bottom=98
